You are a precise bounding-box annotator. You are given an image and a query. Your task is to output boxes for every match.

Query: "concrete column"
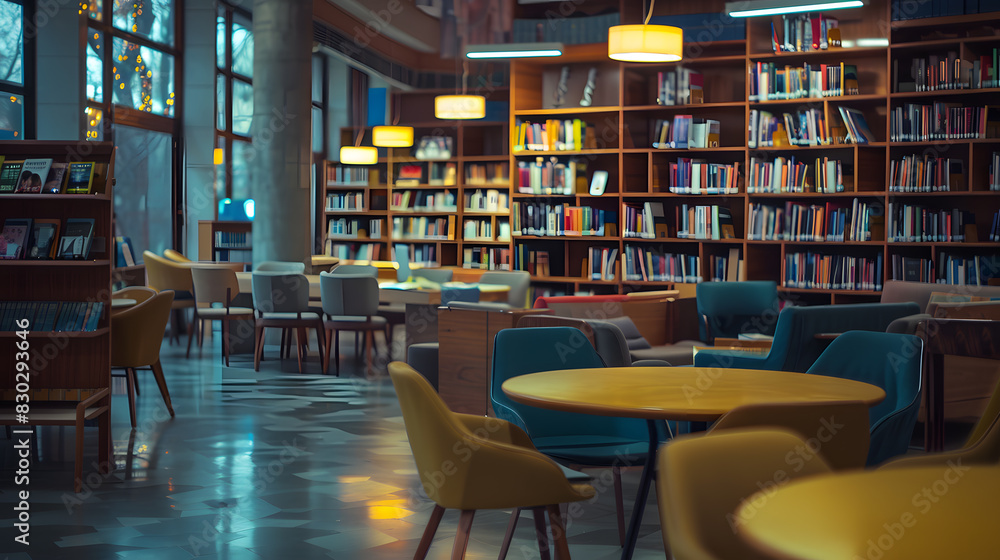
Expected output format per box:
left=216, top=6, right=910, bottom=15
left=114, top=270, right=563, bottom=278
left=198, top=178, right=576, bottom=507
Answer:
left=251, top=0, right=313, bottom=266
left=182, top=0, right=218, bottom=259
left=34, top=4, right=85, bottom=139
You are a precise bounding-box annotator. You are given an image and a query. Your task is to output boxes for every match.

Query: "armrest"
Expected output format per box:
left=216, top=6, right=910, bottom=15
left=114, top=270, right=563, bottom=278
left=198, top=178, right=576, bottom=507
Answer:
left=454, top=413, right=536, bottom=450
left=693, top=348, right=770, bottom=370
left=632, top=359, right=673, bottom=367
left=76, top=388, right=111, bottom=415
left=885, top=313, right=932, bottom=335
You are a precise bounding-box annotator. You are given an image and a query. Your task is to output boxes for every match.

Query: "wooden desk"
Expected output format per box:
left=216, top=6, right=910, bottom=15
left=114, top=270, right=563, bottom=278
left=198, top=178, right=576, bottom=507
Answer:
left=738, top=466, right=1000, bottom=560
left=234, top=272, right=509, bottom=303
left=503, top=367, right=885, bottom=560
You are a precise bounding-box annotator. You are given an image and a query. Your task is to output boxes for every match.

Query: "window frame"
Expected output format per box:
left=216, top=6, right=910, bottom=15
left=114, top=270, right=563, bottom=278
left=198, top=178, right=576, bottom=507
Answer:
left=0, top=0, right=35, bottom=139
left=215, top=0, right=253, bottom=201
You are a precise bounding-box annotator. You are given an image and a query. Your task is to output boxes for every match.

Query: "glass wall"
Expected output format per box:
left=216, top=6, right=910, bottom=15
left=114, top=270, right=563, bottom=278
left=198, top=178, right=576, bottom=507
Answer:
left=0, top=0, right=28, bottom=138
left=112, top=125, right=174, bottom=256
left=216, top=1, right=254, bottom=202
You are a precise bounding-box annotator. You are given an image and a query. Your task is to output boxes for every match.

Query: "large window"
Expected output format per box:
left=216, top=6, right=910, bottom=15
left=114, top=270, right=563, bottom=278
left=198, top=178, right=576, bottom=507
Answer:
left=0, top=0, right=31, bottom=139
left=216, top=1, right=253, bottom=202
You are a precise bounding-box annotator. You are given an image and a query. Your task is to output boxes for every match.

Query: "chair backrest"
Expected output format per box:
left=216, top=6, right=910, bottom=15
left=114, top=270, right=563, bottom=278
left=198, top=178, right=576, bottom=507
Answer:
left=112, top=286, right=157, bottom=305
left=764, top=302, right=922, bottom=373
left=255, top=260, right=306, bottom=273
left=162, top=249, right=192, bottom=263
left=440, top=285, right=479, bottom=306
left=413, top=267, right=453, bottom=283
left=329, top=263, right=377, bottom=277
left=696, top=281, right=780, bottom=343
left=251, top=272, right=311, bottom=313
left=587, top=319, right=636, bottom=367
left=710, top=401, right=871, bottom=471
left=111, top=290, right=175, bottom=367
left=319, top=272, right=379, bottom=317
left=491, top=327, right=647, bottom=440
left=806, top=330, right=923, bottom=466
left=479, top=270, right=530, bottom=308
left=387, top=361, right=481, bottom=508
left=143, top=250, right=193, bottom=292
left=395, top=244, right=411, bottom=281
left=516, top=315, right=596, bottom=347
left=968, top=375, right=1000, bottom=449
left=659, top=428, right=832, bottom=560
left=191, top=266, right=241, bottom=306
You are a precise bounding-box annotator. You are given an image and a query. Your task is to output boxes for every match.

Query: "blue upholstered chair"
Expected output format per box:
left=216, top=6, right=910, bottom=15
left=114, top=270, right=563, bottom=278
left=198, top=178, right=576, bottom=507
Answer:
left=696, top=281, right=780, bottom=344
left=491, top=327, right=667, bottom=546
left=805, top=330, right=923, bottom=466
left=694, top=302, right=921, bottom=373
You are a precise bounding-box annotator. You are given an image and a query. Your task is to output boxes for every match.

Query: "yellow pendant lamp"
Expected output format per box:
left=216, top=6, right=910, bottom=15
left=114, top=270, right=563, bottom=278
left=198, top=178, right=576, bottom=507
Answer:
left=339, top=146, right=378, bottom=165
left=372, top=125, right=414, bottom=148
left=435, top=61, right=486, bottom=120
left=608, top=0, right=683, bottom=63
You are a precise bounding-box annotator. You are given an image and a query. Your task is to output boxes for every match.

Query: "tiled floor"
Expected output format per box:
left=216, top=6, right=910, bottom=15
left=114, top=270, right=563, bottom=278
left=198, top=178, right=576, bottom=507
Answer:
left=0, top=332, right=672, bottom=559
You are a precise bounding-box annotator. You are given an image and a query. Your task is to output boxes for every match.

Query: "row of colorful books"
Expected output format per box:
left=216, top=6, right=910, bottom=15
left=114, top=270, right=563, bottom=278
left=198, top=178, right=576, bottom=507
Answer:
left=327, top=165, right=376, bottom=186
left=747, top=199, right=874, bottom=242
left=771, top=13, right=840, bottom=53
left=514, top=119, right=596, bottom=152
left=587, top=247, right=618, bottom=281
left=511, top=202, right=608, bottom=237
left=462, top=219, right=511, bottom=242
left=390, top=190, right=457, bottom=212
left=666, top=160, right=740, bottom=193
left=0, top=157, right=99, bottom=195
left=749, top=62, right=858, bottom=101
left=0, top=301, right=104, bottom=332
left=391, top=216, right=455, bottom=241
left=395, top=162, right=457, bottom=187
left=327, top=218, right=382, bottom=240
left=391, top=244, right=438, bottom=267
left=747, top=156, right=844, bottom=194
left=889, top=155, right=963, bottom=192
left=676, top=204, right=736, bottom=240
left=622, top=246, right=702, bottom=283
left=652, top=117, right=720, bottom=149
left=886, top=205, right=972, bottom=242
left=325, top=242, right=381, bottom=261
left=214, top=230, right=251, bottom=249
left=326, top=192, right=366, bottom=212
left=893, top=254, right=1000, bottom=286
left=749, top=106, right=875, bottom=147
left=894, top=50, right=1000, bottom=92
left=464, top=189, right=509, bottom=213
left=514, top=248, right=551, bottom=277
left=622, top=202, right=668, bottom=240
left=889, top=103, right=1000, bottom=141
left=516, top=158, right=587, bottom=195
left=465, top=162, right=509, bottom=186
left=656, top=68, right=704, bottom=106
left=709, top=249, right=744, bottom=283
left=784, top=252, right=883, bottom=291
left=462, top=247, right=511, bottom=270
left=1, top=217, right=96, bottom=260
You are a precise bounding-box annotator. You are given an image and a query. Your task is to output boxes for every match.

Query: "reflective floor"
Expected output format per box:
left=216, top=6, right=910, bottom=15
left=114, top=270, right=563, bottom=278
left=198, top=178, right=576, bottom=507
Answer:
left=0, top=331, right=670, bottom=559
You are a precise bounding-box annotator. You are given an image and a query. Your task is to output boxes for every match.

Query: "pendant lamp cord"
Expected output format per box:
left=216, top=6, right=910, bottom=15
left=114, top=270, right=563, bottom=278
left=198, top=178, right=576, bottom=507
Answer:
left=353, top=75, right=363, bottom=147
left=462, top=60, right=470, bottom=95
left=644, top=0, right=656, bottom=25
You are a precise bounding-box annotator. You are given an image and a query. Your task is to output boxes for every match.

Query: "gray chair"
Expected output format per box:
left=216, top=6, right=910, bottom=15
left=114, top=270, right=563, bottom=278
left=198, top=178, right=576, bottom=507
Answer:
left=413, top=268, right=453, bottom=284
left=478, top=270, right=531, bottom=309
left=588, top=319, right=673, bottom=367
left=251, top=272, right=325, bottom=373
left=320, top=272, right=387, bottom=375
left=191, top=266, right=255, bottom=366
left=255, top=261, right=306, bottom=273
left=330, top=264, right=377, bottom=276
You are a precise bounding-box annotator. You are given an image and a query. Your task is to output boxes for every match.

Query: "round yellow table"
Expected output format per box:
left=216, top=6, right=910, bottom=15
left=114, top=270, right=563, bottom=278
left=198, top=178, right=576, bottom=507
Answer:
left=502, top=367, right=885, bottom=560
left=737, top=466, right=1000, bottom=559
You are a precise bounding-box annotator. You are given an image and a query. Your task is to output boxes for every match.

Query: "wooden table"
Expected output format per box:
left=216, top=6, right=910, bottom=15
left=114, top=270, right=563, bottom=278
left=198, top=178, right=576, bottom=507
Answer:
left=234, top=272, right=509, bottom=303
left=738, top=466, right=1000, bottom=559
left=503, top=367, right=885, bottom=560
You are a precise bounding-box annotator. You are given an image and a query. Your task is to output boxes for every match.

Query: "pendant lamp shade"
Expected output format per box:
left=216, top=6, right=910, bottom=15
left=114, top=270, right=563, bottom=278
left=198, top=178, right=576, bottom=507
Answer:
left=607, top=24, right=683, bottom=63
left=434, top=95, right=486, bottom=120
left=340, top=146, right=378, bottom=165
left=372, top=125, right=414, bottom=147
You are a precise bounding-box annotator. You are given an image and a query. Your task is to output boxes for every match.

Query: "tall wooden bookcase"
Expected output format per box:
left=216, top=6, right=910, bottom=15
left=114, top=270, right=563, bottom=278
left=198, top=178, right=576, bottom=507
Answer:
left=320, top=88, right=511, bottom=267
left=0, top=140, right=115, bottom=491
left=505, top=0, right=1000, bottom=304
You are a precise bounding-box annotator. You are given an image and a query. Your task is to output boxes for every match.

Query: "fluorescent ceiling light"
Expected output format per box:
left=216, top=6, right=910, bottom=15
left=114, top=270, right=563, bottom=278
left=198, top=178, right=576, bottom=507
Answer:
left=465, top=43, right=564, bottom=59
left=726, top=0, right=865, bottom=18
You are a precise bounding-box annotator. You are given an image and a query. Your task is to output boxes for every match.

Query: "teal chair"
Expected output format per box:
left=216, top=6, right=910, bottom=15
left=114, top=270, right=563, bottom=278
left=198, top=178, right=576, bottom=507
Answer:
left=694, top=302, right=920, bottom=373
left=696, top=281, right=779, bottom=344
left=805, top=330, right=923, bottom=466
left=491, top=327, right=668, bottom=547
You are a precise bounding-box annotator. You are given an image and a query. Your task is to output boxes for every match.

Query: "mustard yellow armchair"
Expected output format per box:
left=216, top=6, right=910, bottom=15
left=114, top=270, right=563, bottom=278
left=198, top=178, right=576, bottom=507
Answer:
left=111, top=290, right=176, bottom=427
left=143, top=250, right=198, bottom=354
left=162, top=249, right=192, bottom=263
left=388, top=362, right=594, bottom=559
left=112, top=286, right=157, bottom=306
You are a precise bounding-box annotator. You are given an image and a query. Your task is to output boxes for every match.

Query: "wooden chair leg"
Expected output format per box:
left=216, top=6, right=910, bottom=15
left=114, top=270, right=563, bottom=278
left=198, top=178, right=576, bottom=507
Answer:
left=279, top=328, right=287, bottom=359
left=613, top=465, right=626, bottom=547
left=133, top=369, right=140, bottom=396
left=413, top=504, right=446, bottom=560
left=498, top=508, right=522, bottom=560
left=315, top=322, right=325, bottom=370
left=185, top=312, right=196, bottom=358
left=99, top=407, right=111, bottom=474
left=533, top=507, right=551, bottom=560
left=355, top=331, right=361, bottom=358
left=222, top=320, right=230, bottom=367
left=546, top=504, right=571, bottom=560
left=334, top=331, right=340, bottom=375
left=451, top=510, right=475, bottom=560
left=323, top=328, right=332, bottom=373
left=365, top=330, right=374, bottom=374
left=150, top=360, right=175, bottom=417
left=295, top=329, right=304, bottom=372
left=254, top=325, right=264, bottom=371
left=74, top=409, right=85, bottom=493
left=125, top=367, right=137, bottom=428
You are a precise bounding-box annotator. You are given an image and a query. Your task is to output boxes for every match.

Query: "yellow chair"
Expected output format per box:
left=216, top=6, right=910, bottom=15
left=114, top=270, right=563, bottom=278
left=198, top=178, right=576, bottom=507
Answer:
left=112, top=286, right=157, bottom=306
left=388, top=362, right=595, bottom=559
left=143, top=250, right=198, bottom=355
left=191, top=266, right=255, bottom=366
left=658, top=428, right=833, bottom=560
left=709, top=401, right=871, bottom=471
left=881, top=381, right=1000, bottom=468
left=163, top=249, right=192, bottom=263
left=111, top=290, right=176, bottom=427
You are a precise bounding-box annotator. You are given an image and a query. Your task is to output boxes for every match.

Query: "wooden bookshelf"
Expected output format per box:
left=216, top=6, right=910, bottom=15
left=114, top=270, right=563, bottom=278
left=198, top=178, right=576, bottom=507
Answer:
left=198, top=220, right=252, bottom=263
left=0, top=140, right=116, bottom=491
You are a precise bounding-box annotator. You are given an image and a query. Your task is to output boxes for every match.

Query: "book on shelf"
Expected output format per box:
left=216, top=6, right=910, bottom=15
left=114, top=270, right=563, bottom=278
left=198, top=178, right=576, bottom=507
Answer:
left=114, top=236, right=135, bottom=266
left=622, top=202, right=668, bottom=239
left=1, top=218, right=32, bottom=259
left=991, top=210, right=1000, bottom=242
left=464, top=188, right=508, bottom=213
left=326, top=192, right=366, bottom=211
left=428, top=162, right=457, bottom=186
left=935, top=253, right=1000, bottom=286
left=328, top=164, right=377, bottom=186
left=587, top=247, right=618, bottom=281
left=674, top=204, right=733, bottom=240
left=747, top=198, right=872, bottom=242
left=396, top=163, right=424, bottom=186
left=886, top=204, right=972, bottom=242
left=516, top=157, right=587, bottom=194
left=710, top=247, right=744, bottom=282
left=390, top=189, right=456, bottom=212
left=657, top=67, right=703, bottom=105
left=514, top=118, right=596, bottom=152
left=14, top=159, right=52, bottom=193
left=391, top=215, right=455, bottom=240
left=652, top=115, right=718, bottom=149
left=327, top=217, right=382, bottom=239
left=837, top=107, right=877, bottom=144
left=325, top=241, right=381, bottom=261
left=750, top=62, right=859, bottom=100
left=512, top=201, right=608, bottom=237
left=774, top=13, right=839, bottom=53
left=465, top=162, right=509, bottom=185
left=749, top=108, right=834, bottom=148
left=463, top=218, right=494, bottom=241
left=214, top=230, right=252, bottom=248
left=784, top=252, right=882, bottom=291
left=392, top=243, right=437, bottom=267
left=514, top=247, right=551, bottom=276
left=31, top=219, right=61, bottom=259
left=889, top=103, right=1000, bottom=141
left=43, top=163, right=68, bottom=194
left=892, top=255, right=934, bottom=283
left=65, top=162, right=96, bottom=194
left=463, top=246, right=511, bottom=270
left=622, top=245, right=701, bottom=283
left=666, top=159, right=739, bottom=194
left=747, top=156, right=843, bottom=193
left=893, top=51, right=988, bottom=92
left=889, top=155, right=962, bottom=192
left=0, top=159, right=24, bottom=193
left=0, top=301, right=104, bottom=332
left=990, top=152, right=1000, bottom=192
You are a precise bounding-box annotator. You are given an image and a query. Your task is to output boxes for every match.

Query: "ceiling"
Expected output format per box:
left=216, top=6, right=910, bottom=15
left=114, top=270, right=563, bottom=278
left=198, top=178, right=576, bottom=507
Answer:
left=324, top=0, right=440, bottom=53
